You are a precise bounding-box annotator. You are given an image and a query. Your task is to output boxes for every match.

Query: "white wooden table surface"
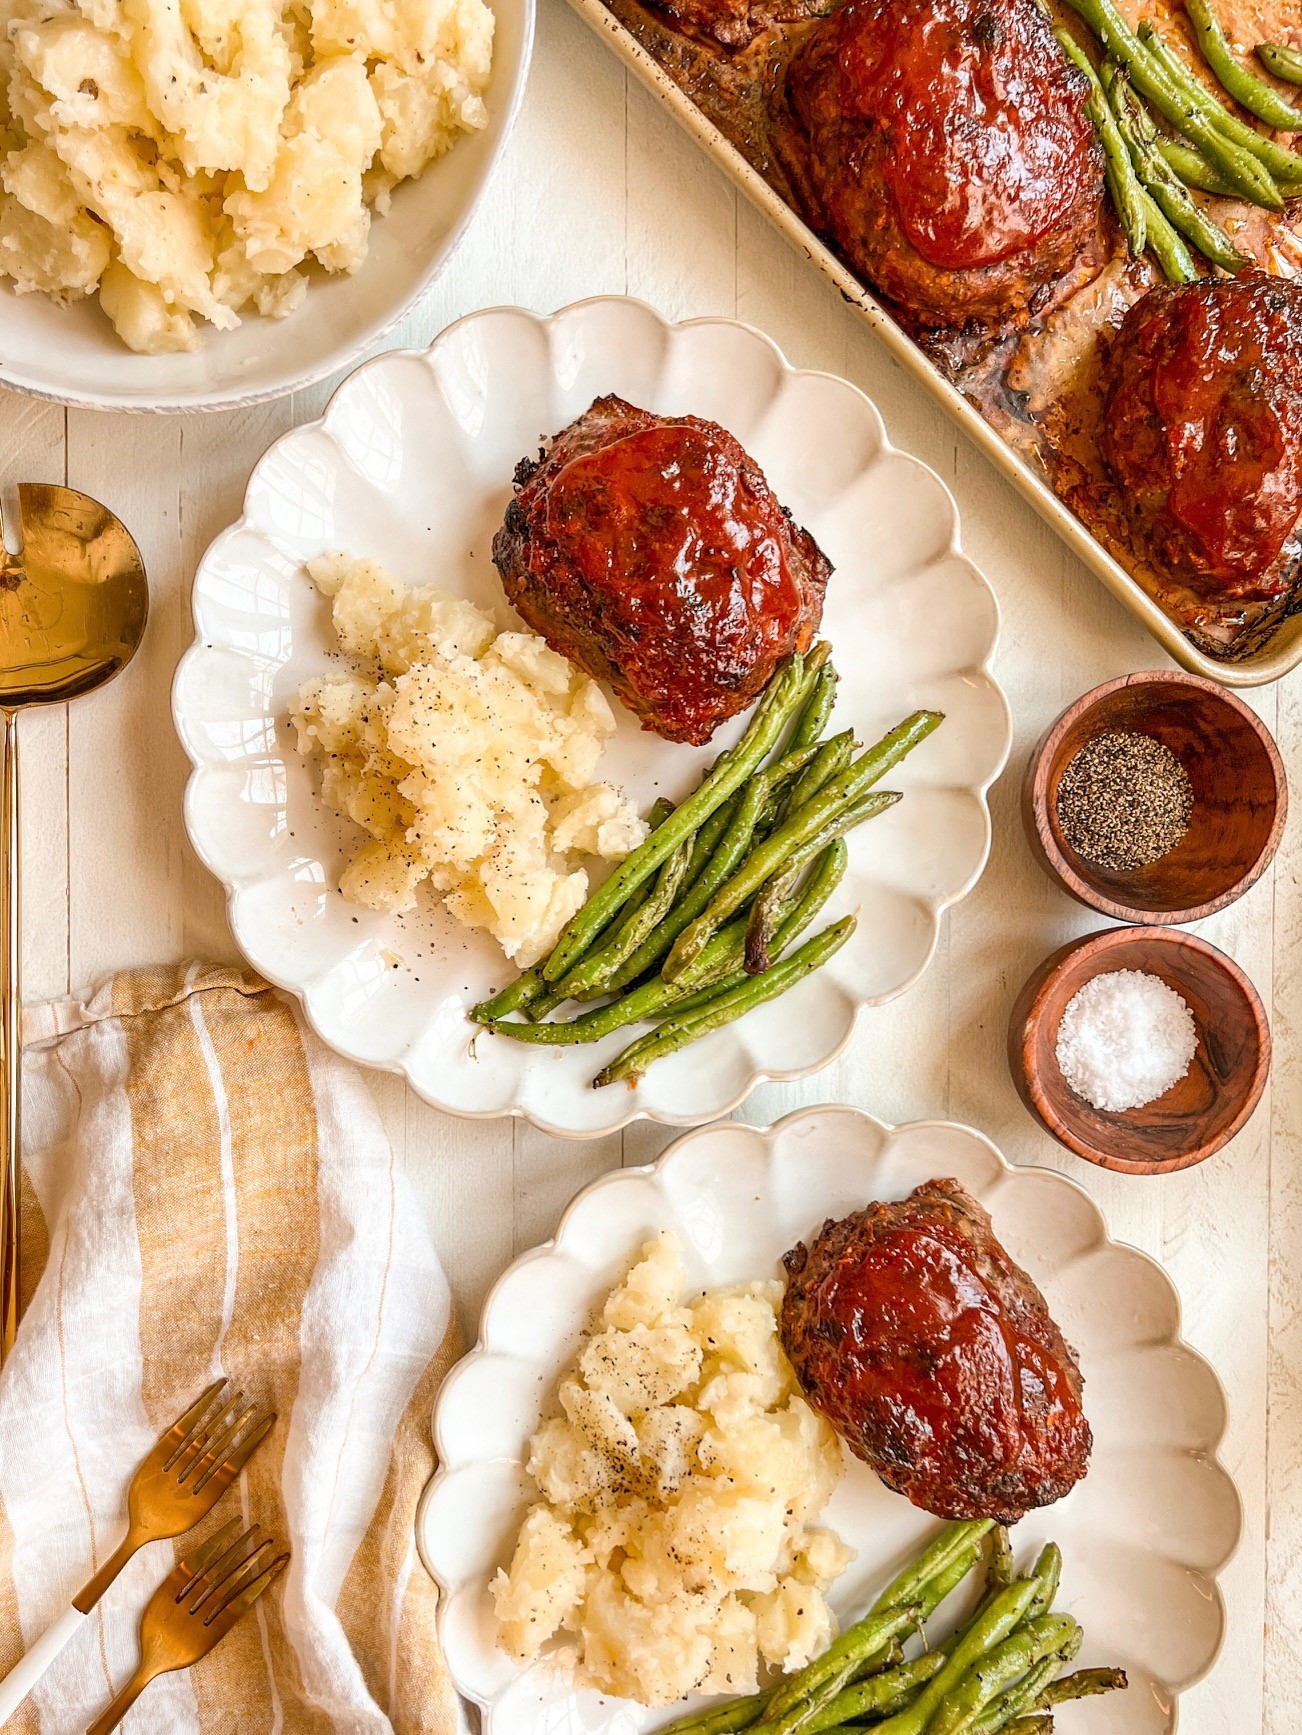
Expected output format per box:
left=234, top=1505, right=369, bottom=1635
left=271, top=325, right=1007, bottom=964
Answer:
left=2, top=2, right=1297, bottom=1727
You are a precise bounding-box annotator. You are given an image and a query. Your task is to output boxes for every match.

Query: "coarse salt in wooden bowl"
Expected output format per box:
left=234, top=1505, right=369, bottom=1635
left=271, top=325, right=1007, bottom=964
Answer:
left=1008, top=926, right=1271, bottom=1175
left=1023, top=671, right=1287, bottom=926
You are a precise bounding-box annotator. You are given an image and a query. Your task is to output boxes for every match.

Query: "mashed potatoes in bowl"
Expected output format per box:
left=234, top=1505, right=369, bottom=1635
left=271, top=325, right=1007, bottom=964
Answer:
left=0, top=0, right=530, bottom=405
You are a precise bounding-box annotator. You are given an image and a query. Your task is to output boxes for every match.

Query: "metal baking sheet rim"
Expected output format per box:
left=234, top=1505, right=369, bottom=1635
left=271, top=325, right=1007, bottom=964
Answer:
left=570, top=0, right=1302, bottom=689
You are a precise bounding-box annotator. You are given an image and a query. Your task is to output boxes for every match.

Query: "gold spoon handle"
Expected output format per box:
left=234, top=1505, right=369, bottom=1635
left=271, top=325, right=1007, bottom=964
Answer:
left=0, top=708, right=19, bottom=1362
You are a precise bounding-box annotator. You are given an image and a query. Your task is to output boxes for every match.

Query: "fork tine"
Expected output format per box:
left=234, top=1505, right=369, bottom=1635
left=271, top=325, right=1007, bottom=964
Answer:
left=173, top=1518, right=246, bottom=1593
left=192, top=1411, right=276, bottom=1497
left=205, top=1552, right=289, bottom=1627
left=160, top=1381, right=228, bottom=1473
left=181, top=1526, right=264, bottom=1610
left=187, top=1401, right=258, bottom=1492
left=194, top=1541, right=277, bottom=1617
left=171, top=1390, right=244, bottom=1480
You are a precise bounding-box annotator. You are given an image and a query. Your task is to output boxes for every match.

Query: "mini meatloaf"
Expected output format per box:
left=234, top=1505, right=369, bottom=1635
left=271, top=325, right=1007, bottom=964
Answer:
left=780, top=0, right=1105, bottom=329
left=781, top=1178, right=1093, bottom=1523
left=1101, top=271, right=1302, bottom=603
left=492, top=395, right=830, bottom=745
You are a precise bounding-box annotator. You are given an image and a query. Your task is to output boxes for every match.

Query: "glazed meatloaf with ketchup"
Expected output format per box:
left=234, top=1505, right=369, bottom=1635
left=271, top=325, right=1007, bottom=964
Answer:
left=493, top=395, right=830, bottom=745
left=779, top=0, right=1106, bottom=330
left=781, top=1179, right=1092, bottom=1523
left=1100, top=271, right=1302, bottom=606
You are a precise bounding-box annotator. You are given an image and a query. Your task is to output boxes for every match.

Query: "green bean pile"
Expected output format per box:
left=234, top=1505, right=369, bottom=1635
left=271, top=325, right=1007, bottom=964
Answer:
left=471, top=646, right=942, bottom=1087
left=1054, top=0, right=1302, bottom=284
left=655, top=1522, right=1127, bottom=1735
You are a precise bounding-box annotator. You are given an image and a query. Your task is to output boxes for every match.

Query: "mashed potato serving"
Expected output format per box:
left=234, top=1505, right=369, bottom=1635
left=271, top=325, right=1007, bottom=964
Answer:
left=289, top=553, right=647, bottom=967
left=0, top=0, right=493, bottom=352
left=492, top=1235, right=852, bottom=1708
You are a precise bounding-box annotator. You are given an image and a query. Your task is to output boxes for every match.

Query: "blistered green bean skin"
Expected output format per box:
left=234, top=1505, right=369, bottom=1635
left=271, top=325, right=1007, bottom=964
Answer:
left=1062, top=0, right=1284, bottom=204
left=1185, top=0, right=1302, bottom=129
left=1138, top=21, right=1302, bottom=188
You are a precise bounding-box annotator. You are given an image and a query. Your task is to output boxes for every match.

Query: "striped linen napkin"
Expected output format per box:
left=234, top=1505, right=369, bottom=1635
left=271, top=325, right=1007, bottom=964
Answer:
left=0, top=964, right=461, bottom=1734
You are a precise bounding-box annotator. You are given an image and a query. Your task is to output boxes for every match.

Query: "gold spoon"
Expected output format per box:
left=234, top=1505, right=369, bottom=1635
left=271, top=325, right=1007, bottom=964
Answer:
left=0, top=485, right=147, bottom=1361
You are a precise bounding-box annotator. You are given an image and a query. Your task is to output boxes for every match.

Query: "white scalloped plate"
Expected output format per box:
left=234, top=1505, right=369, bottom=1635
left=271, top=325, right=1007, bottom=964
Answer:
left=174, top=298, right=1011, bottom=1135
left=420, top=1107, right=1240, bottom=1735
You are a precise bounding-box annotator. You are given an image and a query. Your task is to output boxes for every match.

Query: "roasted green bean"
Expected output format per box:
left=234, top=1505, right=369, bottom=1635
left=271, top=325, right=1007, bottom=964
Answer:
left=1058, top=32, right=1148, bottom=253
left=926, top=1615, right=1080, bottom=1735
left=793, top=1651, right=949, bottom=1735
left=870, top=1522, right=995, bottom=1622
left=1138, top=21, right=1302, bottom=189
left=968, top=1630, right=1084, bottom=1734
left=1107, top=68, right=1247, bottom=270
left=1158, top=139, right=1240, bottom=195
left=1039, top=1666, right=1129, bottom=1705
left=594, top=915, right=856, bottom=1087
left=542, top=651, right=813, bottom=981
left=783, top=729, right=856, bottom=825
left=1061, top=0, right=1284, bottom=204
left=1137, top=188, right=1199, bottom=280
left=987, top=1527, right=1014, bottom=1593
left=665, top=711, right=941, bottom=979
left=870, top=1575, right=1044, bottom=1735
left=1259, top=42, right=1302, bottom=85
left=1186, top=0, right=1302, bottom=129
left=655, top=1692, right=771, bottom=1735
left=789, top=663, right=839, bottom=752
left=550, top=830, right=694, bottom=1000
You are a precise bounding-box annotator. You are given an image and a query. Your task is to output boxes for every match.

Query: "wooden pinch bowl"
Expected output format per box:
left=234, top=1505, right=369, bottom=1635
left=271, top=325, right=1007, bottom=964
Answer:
left=1009, top=926, right=1270, bottom=1175
left=1023, top=671, right=1286, bottom=924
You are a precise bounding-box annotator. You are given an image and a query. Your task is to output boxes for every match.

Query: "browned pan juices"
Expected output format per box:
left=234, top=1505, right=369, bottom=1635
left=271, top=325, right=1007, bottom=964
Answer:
left=597, top=0, right=1302, bottom=663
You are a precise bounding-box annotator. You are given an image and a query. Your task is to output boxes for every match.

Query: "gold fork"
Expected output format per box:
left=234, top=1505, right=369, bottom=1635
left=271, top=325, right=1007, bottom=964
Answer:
left=0, top=1381, right=274, bottom=1719
left=87, top=1519, right=288, bottom=1734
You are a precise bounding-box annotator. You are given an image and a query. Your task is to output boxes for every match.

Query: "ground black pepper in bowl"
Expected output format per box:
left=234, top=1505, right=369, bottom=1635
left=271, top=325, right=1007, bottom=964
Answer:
left=1055, top=732, right=1193, bottom=872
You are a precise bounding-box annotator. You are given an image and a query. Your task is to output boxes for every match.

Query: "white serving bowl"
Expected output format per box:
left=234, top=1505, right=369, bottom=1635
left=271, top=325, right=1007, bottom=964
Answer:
left=0, top=0, right=533, bottom=413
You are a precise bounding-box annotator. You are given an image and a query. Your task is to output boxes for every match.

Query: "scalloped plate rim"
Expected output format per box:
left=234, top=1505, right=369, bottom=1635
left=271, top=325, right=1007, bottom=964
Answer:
left=174, top=298, right=1013, bottom=1135
left=417, top=1104, right=1242, bottom=1726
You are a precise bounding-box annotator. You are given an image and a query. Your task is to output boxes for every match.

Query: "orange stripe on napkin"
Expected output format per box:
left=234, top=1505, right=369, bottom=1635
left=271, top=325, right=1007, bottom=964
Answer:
left=186, top=984, right=330, bottom=1735
left=116, top=977, right=227, bottom=1418
left=336, top=1318, right=462, bottom=1724
left=17, top=1170, right=48, bottom=1322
